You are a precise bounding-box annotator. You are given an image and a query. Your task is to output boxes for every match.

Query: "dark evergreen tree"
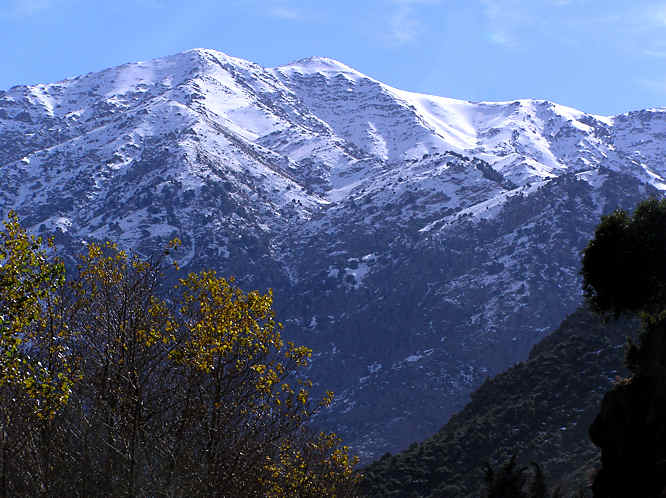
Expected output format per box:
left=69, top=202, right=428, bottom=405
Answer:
left=528, top=463, right=547, bottom=498
left=581, top=198, right=666, bottom=316
left=582, top=197, right=666, bottom=497
left=483, top=455, right=528, bottom=498
left=482, top=457, right=564, bottom=498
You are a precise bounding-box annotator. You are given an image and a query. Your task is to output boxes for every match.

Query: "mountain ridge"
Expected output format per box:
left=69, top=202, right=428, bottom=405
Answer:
left=1, top=48, right=663, bottom=459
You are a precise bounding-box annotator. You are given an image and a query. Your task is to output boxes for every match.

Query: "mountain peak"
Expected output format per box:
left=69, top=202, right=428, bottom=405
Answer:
left=274, top=56, right=368, bottom=80
left=182, top=48, right=259, bottom=68
left=2, top=46, right=666, bottom=463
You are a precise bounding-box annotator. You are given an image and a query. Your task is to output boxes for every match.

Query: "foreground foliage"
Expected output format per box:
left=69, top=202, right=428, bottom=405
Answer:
left=582, top=198, right=666, bottom=498
left=0, top=212, right=359, bottom=497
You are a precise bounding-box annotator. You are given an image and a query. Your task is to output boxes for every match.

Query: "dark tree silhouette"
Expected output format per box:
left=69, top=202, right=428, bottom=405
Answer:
left=582, top=198, right=666, bottom=498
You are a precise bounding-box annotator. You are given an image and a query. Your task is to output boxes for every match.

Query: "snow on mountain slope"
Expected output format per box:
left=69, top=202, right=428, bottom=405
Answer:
left=270, top=59, right=665, bottom=189
left=1, top=48, right=665, bottom=459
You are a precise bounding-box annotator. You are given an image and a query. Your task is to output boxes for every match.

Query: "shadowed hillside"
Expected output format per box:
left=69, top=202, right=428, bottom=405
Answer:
left=361, top=309, right=634, bottom=497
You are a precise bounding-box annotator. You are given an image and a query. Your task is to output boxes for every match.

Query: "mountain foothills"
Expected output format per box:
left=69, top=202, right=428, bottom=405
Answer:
left=1, top=48, right=664, bottom=459
left=361, top=308, right=634, bottom=497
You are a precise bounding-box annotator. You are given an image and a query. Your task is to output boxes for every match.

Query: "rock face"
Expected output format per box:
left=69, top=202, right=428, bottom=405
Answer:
left=1, top=48, right=665, bottom=459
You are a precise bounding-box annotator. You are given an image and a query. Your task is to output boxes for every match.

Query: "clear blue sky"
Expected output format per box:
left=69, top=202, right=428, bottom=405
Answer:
left=1, top=0, right=664, bottom=115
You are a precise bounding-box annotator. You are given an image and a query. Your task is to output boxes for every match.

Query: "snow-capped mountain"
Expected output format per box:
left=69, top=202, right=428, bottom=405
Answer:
left=1, top=48, right=663, bottom=459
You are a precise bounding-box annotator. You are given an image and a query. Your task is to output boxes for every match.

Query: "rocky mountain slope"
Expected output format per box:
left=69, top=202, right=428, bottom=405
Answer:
left=360, top=309, right=634, bottom=497
left=0, top=48, right=663, bottom=459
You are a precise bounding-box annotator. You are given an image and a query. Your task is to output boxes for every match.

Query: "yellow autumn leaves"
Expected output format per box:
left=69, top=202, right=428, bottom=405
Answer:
left=0, top=212, right=359, bottom=497
left=0, top=211, right=75, bottom=423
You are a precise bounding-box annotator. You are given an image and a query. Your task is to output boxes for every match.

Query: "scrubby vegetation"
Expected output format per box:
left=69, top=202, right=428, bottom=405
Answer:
left=359, top=309, right=631, bottom=497
left=361, top=198, right=666, bottom=498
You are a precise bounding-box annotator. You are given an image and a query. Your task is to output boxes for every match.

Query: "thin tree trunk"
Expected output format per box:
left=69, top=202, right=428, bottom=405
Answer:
left=1, top=429, right=7, bottom=498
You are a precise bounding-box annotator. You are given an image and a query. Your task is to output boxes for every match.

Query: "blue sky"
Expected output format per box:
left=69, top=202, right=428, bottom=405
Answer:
left=1, top=0, right=665, bottom=115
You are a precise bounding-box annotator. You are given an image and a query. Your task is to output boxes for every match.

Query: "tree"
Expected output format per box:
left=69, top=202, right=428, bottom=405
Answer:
left=482, top=455, right=528, bottom=498
left=482, top=457, right=558, bottom=498
left=0, top=214, right=360, bottom=496
left=581, top=198, right=666, bottom=498
left=0, top=211, right=77, bottom=497
left=62, top=241, right=181, bottom=495
left=581, top=198, right=666, bottom=316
